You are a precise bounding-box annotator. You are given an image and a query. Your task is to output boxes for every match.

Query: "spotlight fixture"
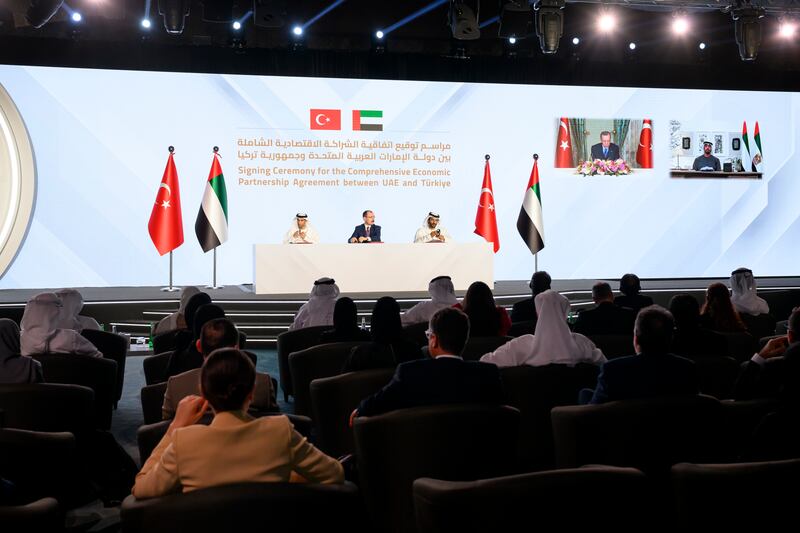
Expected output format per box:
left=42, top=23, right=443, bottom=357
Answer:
left=698, top=41, right=706, bottom=50
left=598, top=10, right=616, bottom=33
left=292, top=25, right=302, bottom=36
left=732, top=4, right=765, bottom=61
left=509, top=36, right=517, bottom=44
left=232, top=20, right=241, bottom=30
left=71, top=12, right=81, bottom=22
left=572, top=36, right=580, bottom=45
left=628, top=41, right=636, bottom=50
left=25, top=0, right=64, bottom=28
left=158, top=0, right=191, bottom=34
left=498, top=0, right=533, bottom=39
left=535, top=0, right=565, bottom=54
left=141, top=18, right=152, bottom=29
left=672, top=13, right=689, bottom=35
left=779, top=18, right=797, bottom=39
left=449, top=0, right=480, bottom=40
left=375, top=30, right=384, bottom=39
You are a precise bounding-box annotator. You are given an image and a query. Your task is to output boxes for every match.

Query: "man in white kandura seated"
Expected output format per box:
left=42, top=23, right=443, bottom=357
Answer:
left=283, top=213, right=319, bottom=244
left=401, top=275, right=458, bottom=326
left=288, top=278, right=340, bottom=331
left=414, top=212, right=452, bottom=243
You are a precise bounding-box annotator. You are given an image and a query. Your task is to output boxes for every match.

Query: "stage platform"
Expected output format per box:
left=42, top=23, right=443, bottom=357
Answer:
left=1, top=277, right=798, bottom=346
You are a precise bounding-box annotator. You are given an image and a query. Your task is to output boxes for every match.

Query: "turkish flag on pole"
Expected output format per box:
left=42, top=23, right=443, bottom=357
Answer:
left=636, top=119, right=653, bottom=168
left=148, top=151, right=184, bottom=256
left=555, top=117, right=573, bottom=168
left=474, top=156, right=500, bottom=253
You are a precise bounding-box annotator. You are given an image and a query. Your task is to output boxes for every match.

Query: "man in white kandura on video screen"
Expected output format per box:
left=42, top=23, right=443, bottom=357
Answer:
left=414, top=212, right=452, bottom=243
left=283, top=213, right=319, bottom=244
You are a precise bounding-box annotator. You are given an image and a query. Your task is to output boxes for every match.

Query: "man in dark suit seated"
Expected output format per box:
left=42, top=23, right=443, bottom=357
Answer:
left=510, top=270, right=551, bottom=324
left=581, top=305, right=698, bottom=404
left=348, top=209, right=382, bottom=243
left=614, top=273, right=654, bottom=314
left=734, top=309, right=800, bottom=401
left=589, top=131, right=621, bottom=161
left=351, top=307, right=505, bottom=419
left=668, top=294, right=728, bottom=359
left=574, top=282, right=635, bottom=336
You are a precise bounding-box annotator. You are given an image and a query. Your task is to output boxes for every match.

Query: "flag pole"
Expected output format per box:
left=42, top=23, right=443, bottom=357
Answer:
left=534, top=153, right=539, bottom=273
left=206, top=146, right=224, bottom=290
left=160, top=146, right=180, bottom=292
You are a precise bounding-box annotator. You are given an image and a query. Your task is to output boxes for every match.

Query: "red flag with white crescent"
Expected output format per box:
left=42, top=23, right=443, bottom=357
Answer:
left=475, top=158, right=500, bottom=253
left=636, top=119, right=653, bottom=168
left=555, top=117, right=574, bottom=168
left=148, top=152, right=184, bottom=255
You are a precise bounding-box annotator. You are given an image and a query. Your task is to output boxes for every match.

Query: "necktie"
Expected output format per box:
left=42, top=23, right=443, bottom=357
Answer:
left=366, top=225, right=370, bottom=238
left=603, top=147, right=608, bottom=157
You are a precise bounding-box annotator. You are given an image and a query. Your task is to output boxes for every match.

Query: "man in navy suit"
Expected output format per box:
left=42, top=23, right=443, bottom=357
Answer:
left=573, top=282, right=635, bottom=336
left=352, top=307, right=505, bottom=419
left=349, top=210, right=382, bottom=243
left=589, top=131, right=621, bottom=161
left=581, top=305, right=698, bottom=404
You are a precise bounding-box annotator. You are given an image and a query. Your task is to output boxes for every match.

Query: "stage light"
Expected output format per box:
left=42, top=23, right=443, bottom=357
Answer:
left=535, top=0, right=565, bottom=54
left=779, top=19, right=797, bottom=39
left=449, top=0, right=480, bottom=40
left=598, top=11, right=616, bottom=33
left=71, top=12, right=81, bottom=22
left=141, top=18, right=151, bottom=29
left=698, top=41, right=706, bottom=50
left=26, top=0, right=65, bottom=28
left=572, top=36, right=580, bottom=45
left=158, top=0, right=191, bottom=34
left=672, top=16, right=688, bottom=35
left=509, top=36, right=516, bottom=44
left=232, top=20, right=241, bottom=30
left=292, top=25, right=302, bottom=35
left=628, top=41, right=636, bottom=50
left=732, top=6, right=764, bottom=61
left=375, top=30, right=384, bottom=39
left=498, top=0, right=532, bottom=39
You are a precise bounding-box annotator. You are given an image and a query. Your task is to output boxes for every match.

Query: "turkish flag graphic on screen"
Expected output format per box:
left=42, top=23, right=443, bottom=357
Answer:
left=310, top=109, right=341, bottom=130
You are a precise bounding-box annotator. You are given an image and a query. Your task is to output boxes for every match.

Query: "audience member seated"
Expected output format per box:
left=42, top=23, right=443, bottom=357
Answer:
left=55, top=288, right=101, bottom=331
left=288, top=277, right=339, bottom=331
left=669, top=294, right=728, bottom=359
left=730, top=267, right=770, bottom=316
left=613, top=274, right=654, bottom=313
left=699, top=282, right=747, bottom=333
left=480, top=290, right=606, bottom=368
left=734, top=309, right=800, bottom=401
left=165, top=304, right=226, bottom=379
left=581, top=305, right=698, bottom=404
left=342, top=297, right=421, bottom=372
left=133, top=348, right=344, bottom=499
left=319, top=297, right=370, bottom=344
left=573, top=282, right=635, bottom=336
left=455, top=281, right=511, bottom=337
left=166, top=291, right=213, bottom=355
left=154, top=286, right=200, bottom=335
left=401, top=276, right=458, bottom=326
left=510, top=270, right=551, bottom=324
left=162, top=318, right=276, bottom=419
left=352, top=308, right=505, bottom=419
left=0, top=319, right=42, bottom=384
left=20, top=293, right=102, bottom=358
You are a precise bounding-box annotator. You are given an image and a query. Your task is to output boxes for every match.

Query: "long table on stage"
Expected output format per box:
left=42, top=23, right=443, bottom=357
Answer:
left=670, top=170, right=762, bottom=179
left=253, top=242, right=494, bottom=294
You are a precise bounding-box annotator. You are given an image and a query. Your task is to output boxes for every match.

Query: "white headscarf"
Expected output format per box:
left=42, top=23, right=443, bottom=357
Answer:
left=730, top=268, right=769, bottom=315
left=414, top=212, right=452, bottom=243
left=283, top=214, right=320, bottom=244
left=401, top=276, right=458, bottom=325
left=480, top=290, right=606, bottom=367
left=154, top=286, right=201, bottom=335
left=289, top=278, right=341, bottom=330
left=55, top=289, right=100, bottom=331
left=20, top=293, right=102, bottom=357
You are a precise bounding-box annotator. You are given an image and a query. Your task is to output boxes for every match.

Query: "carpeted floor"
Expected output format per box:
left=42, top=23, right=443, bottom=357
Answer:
left=111, top=349, right=288, bottom=466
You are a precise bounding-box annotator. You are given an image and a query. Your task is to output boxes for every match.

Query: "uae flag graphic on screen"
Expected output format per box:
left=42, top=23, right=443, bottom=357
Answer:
left=353, top=110, right=383, bottom=131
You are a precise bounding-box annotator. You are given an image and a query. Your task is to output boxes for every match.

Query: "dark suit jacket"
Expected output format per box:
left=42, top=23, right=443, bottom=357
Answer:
left=586, top=352, right=698, bottom=404
left=733, top=342, right=800, bottom=401
left=357, top=356, right=505, bottom=417
left=613, top=294, right=654, bottom=314
left=671, top=327, right=729, bottom=359
left=590, top=142, right=621, bottom=161
left=349, top=224, right=381, bottom=242
left=510, top=298, right=537, bottom=323
left=573, top=302, right=635, bottom=336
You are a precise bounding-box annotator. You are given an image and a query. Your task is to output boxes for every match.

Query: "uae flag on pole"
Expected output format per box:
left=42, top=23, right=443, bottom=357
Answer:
left=195, top=151, right=229, bottom=253
left=148, top=151, right=184, bottom=256
left=636, top=119, right=653, bottom=168
left=741, top=121, right=754, bottom=172
left=753, top=121, right=764, bottom=172
left=517, top=156, right=545, bottom=255
left=474, top=156, right=500, bottom=253
left=554, top=117, right=573, bottom=168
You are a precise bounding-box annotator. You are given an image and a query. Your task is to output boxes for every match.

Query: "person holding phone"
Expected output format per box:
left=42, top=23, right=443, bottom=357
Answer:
left=414, top=212, right=451, bottom=243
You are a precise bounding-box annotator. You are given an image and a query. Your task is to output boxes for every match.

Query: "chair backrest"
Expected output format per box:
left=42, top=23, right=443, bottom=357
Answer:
left=460, top=336, right=512, bottom=361
left=142, top=351, right=173, bottom=386
left=507, top=320, right=536, bottom=337
left=719, top=398, right=781, bottom=461
left=587, top=334, right=635, bottom=359
left=500, top=364, right=600, bottom=470
left=140, top=382, right=168, bottom=425
left=151, top=329, right=188, bottom=357
left=0, top=428, right=81, bottom=508
left=276, top=325, right=332, bottom=399
left=310, top=368, right=395, bottom=457
left=121, top=481, right=362, bottom=533
left=354, top=404, right=520, bottom=533
left=81, top=329, right=128, bottom=404
left=693, top=356, right=739, bottom=400
left=402, top=322, right=429, bottom=348
left=289, top=341, right=369, bottom=417
left=0, top=383, right=95, bottom=433
left=552, top=395, right=728, bottom=478
left=0, top=497, right=63, bottom=531
left=672, top=458, right=800, bottom=530
left=31, top=353, right=117, bottom=430
left=413, top=466, right=648, bottom=533
left=716, top=331, right=757, bottom=362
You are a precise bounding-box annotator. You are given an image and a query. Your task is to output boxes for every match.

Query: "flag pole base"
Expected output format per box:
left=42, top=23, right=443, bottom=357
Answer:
left=160, top=287, right=181, bottom=292
left=205, top=285, right=225, bottom=290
